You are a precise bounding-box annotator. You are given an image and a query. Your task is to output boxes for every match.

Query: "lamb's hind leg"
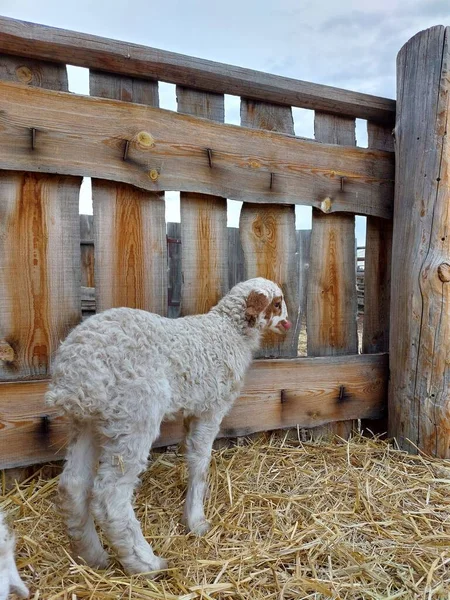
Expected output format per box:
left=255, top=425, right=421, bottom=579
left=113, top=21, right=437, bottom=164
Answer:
left=91, top=415, right=167, bottom=576
left=58, top=423, right=109, bottom=568
left=182, top=413, right=222, bottom=536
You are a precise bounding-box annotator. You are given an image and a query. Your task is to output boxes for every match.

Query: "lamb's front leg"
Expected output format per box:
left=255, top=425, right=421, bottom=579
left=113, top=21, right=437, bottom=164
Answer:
left=182, top=413, right=222, bottom=536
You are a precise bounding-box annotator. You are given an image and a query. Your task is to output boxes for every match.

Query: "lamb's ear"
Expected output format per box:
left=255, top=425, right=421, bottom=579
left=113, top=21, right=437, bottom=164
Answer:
left=245, top=290, right=270, bottom=326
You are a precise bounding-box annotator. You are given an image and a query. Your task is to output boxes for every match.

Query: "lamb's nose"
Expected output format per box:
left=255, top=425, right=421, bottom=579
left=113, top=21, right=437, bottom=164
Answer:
left=282, top=320, right=292, bottom=330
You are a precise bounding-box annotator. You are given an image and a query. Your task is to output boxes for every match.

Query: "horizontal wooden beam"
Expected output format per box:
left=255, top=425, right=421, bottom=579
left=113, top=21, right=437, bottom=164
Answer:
left=0, top=353, right=387, bottom=469
left=0, top=82, right=394, bottom=218
left=0, top=16, right=396, bottom=124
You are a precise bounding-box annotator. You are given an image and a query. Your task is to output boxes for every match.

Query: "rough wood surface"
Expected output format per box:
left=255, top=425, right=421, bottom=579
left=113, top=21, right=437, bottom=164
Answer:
left=239, top=100, right=299, bottom=358
left=93, top=181, right=167, bottom=314
left=80, top=214, right=94, bottom=289
left=167, top=222, right=182, bottom=319
left=177, top=87, right=228, bottom=315
left=0, top=16, right=396, bottom=124
left=389, top=26, right=450, bottom=457
left=90, top=72, right=167, bottom=315
left=228, top=227, right=245, bottom=290
left=0, top=56, right=81, bottom=382
left=297, top=230, right=312, bottom=356
left=307, top=113, right=359, bottom=439
left=0, top=82, right=395, bottom=219
left=0, top=353, right=387, bottom=468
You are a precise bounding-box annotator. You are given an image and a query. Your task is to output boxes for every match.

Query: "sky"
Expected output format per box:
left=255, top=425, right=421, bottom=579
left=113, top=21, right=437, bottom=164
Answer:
left=1, top=0, right=449, bottom=243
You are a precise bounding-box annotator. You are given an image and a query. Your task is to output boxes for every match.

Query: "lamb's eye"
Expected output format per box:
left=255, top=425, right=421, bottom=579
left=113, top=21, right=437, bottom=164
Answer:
left=274, top=302, right=281, bottom=309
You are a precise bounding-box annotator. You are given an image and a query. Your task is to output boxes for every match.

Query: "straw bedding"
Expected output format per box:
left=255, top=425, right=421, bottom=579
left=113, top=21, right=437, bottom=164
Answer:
left=2, top=434, right=450, bottom=599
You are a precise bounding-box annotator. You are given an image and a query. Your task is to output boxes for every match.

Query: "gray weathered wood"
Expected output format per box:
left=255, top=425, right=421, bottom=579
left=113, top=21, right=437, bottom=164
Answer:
left=80, top=214, right=95, bottom=289
left=90, top=72, right=167, bottom=315
left=240, top=100, right=300, bottom=358
left=307, top=113, right=358, bottom=439
left=167, top=222, right=182, bottom=319
left=0, top=55, right=81, bottom=381
left=0, top=81, right=395, bottom=219
left=297, top=230, right=311, bottom=356
left=389, top=26, right=450, bottom=457
left=0, top=16, right=396, bottom=124
left=177, top=87, right=228, bottom=315
left=228, top=227, right=245, bottom=290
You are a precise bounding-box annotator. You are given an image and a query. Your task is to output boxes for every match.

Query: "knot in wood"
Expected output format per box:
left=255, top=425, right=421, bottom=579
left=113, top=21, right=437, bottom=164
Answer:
left=136, top=131, right=155, bottom=148
left=16, top=65, right=33, bottom=83
left=0, top=339, right=14, bottom=362
left=320, top=197, right=332, bottom=213
left=437, top=262, right=450, bottom=282
left=148, top=169, right=159, bottom=181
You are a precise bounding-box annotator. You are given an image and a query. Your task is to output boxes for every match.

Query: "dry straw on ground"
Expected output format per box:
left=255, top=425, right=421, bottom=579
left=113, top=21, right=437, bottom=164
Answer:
left=2, top=434, right=450, bottom=599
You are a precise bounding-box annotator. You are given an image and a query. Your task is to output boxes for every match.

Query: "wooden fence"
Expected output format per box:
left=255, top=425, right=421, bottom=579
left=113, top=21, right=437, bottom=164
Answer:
left=0, top=18, right=445, bottom=466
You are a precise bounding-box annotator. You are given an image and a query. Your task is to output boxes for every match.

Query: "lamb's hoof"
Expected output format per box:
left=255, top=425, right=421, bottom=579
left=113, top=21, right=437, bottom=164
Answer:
left=187, top=519, right=211, bottom=537
left=76, top=547, right=110, bottom=570
left=124, top=556, right=168, bottom=577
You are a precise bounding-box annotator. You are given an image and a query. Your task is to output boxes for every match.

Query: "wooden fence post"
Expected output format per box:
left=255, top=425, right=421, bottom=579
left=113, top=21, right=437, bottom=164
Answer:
left=389, top=26, right=450, bottom=457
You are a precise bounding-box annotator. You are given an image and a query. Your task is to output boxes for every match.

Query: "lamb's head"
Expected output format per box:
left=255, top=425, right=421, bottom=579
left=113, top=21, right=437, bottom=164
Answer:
left=216, top=278, right=291, bottom=335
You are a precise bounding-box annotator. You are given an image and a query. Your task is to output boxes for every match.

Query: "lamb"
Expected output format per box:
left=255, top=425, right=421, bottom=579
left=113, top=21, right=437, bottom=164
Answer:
left=0, top=510, right=29, bottom=600
left=45, top=277, right=290, bottom=576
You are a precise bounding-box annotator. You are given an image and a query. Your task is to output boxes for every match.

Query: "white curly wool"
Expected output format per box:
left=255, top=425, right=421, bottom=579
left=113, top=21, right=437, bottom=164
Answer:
left=0, top=510, right=29, bottom=600
left=46, top=278, right=290, bottom=575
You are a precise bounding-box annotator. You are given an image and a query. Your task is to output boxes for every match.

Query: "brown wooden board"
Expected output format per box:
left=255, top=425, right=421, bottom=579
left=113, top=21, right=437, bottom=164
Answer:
left=307, top=113, right=359, bottom=439
left=0, top=353, right=387, bottom=468
left=177, top=87, right=228, bottom=315
left=228, top=227, right=245, bottom=290
left=389, top=26, right=450, bottom=457
left=0, top=17, right=396, bottom=124
left=0, top=82, right=395, bottom=218
left=0, top=56, right=81, bottom=383
left=297, top=230, right=312, bottom=357
left=80, top=214, right=95, bottom=288
left=167, top=222, right=182, bottom=319
left=90, top=73, right=167, bottom=315
left=239, top=100, right=300, bottom=358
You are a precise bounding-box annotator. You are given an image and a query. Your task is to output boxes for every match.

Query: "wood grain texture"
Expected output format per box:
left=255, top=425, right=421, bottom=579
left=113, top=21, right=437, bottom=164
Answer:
left=0, top=56, right=81, bottom=383
left=0, top=82, right=395, bottom=219
left=0, top=16, right=395, bottom=124
left=240, top=100, right=299, bottom=358
left=80, top=214, right=95, bottom=288
left=177, top=87, right=228, bottom=315
left=228, top=227, right=245, bottom=290
left=93, top=181, right=167, bottom=313
left=389, top=26, right=450, bottom=457
left=0, top=353, right=387, bottom=468
left=0, top=173, right=81, bottom=380
left=307, top=113, right=359, bottom=439
left=167, top=222, right=182, bottom=319
left=297, top=230, right=312, bottom=356
left=90, top=72, right=167, bottom=315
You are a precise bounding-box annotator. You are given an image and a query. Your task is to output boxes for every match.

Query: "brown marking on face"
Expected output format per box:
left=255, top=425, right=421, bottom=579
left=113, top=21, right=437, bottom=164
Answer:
left=245, top=291, right=270, bottom=326
left=264, top=295, right=283, bottom=322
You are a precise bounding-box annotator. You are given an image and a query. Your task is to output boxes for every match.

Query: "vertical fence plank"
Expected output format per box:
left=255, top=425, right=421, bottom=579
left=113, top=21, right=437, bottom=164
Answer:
left=228, top=227, right=245, bottom=290
left=307, top=113, right=358, bottom=439
left=90, top=73, right=167, bottom=315
left=239, top=100, right=300, bottom=358
left=0, top=56, right=81, bottom=381
left=80, top=214, right=95, bottom=288
left=177, top=88, right=228, bottom=315
left=167, top=222, right=182, bottom=319
left=297, top=230, right=311, bottom=357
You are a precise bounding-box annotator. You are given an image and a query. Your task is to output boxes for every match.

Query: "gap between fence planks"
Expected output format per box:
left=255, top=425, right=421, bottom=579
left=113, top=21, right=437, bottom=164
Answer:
left=0, top=56, right=81, bottom=382
left=239, top=100, right=299, bottom=358
left=177, top=87, right=228, bottom=315
left=0, top=16, right=396, bottom=124
left=90, top=73, right=167, bottom=314
left=0, top=353, right=388, bottom=469
left=307, top=113, right=359, bottom=440
left=0, top=81, right=394, bottom=219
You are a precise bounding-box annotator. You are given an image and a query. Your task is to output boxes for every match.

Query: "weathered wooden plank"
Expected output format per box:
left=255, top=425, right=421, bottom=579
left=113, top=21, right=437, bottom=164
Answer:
left=307, top=113, right=359, bottom=439
left=90, top=72, right=167, bottom=315
left=177, top=87, right=228, bottom=315
left=228, top=227, right=245, bottom=290
left=297, top=230, right=311, bottom=357
left=167, top=222, right=182, bottom=319
left=0, top=172, right=82, bottom=380
left=0, top=57, right=81, bottom=382
left=93, top=181, right=167, bottom=314
left=0, top=82, right=395, bottom=219
left=239, top=100, right=299, bottom=358
left=363, top=124, right=393, bottom=354
left=80, top=214, right=94, bottom=289
left=389, top=26, right=450, bottom=457
left=0, top=17, right=396, bottom=123
left=0, top=353, right=387, bottom=468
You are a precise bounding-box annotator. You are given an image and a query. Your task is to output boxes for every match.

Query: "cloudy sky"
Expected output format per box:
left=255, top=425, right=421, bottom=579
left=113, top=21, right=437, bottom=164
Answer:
left=1, top=0, right=449, bottom=242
